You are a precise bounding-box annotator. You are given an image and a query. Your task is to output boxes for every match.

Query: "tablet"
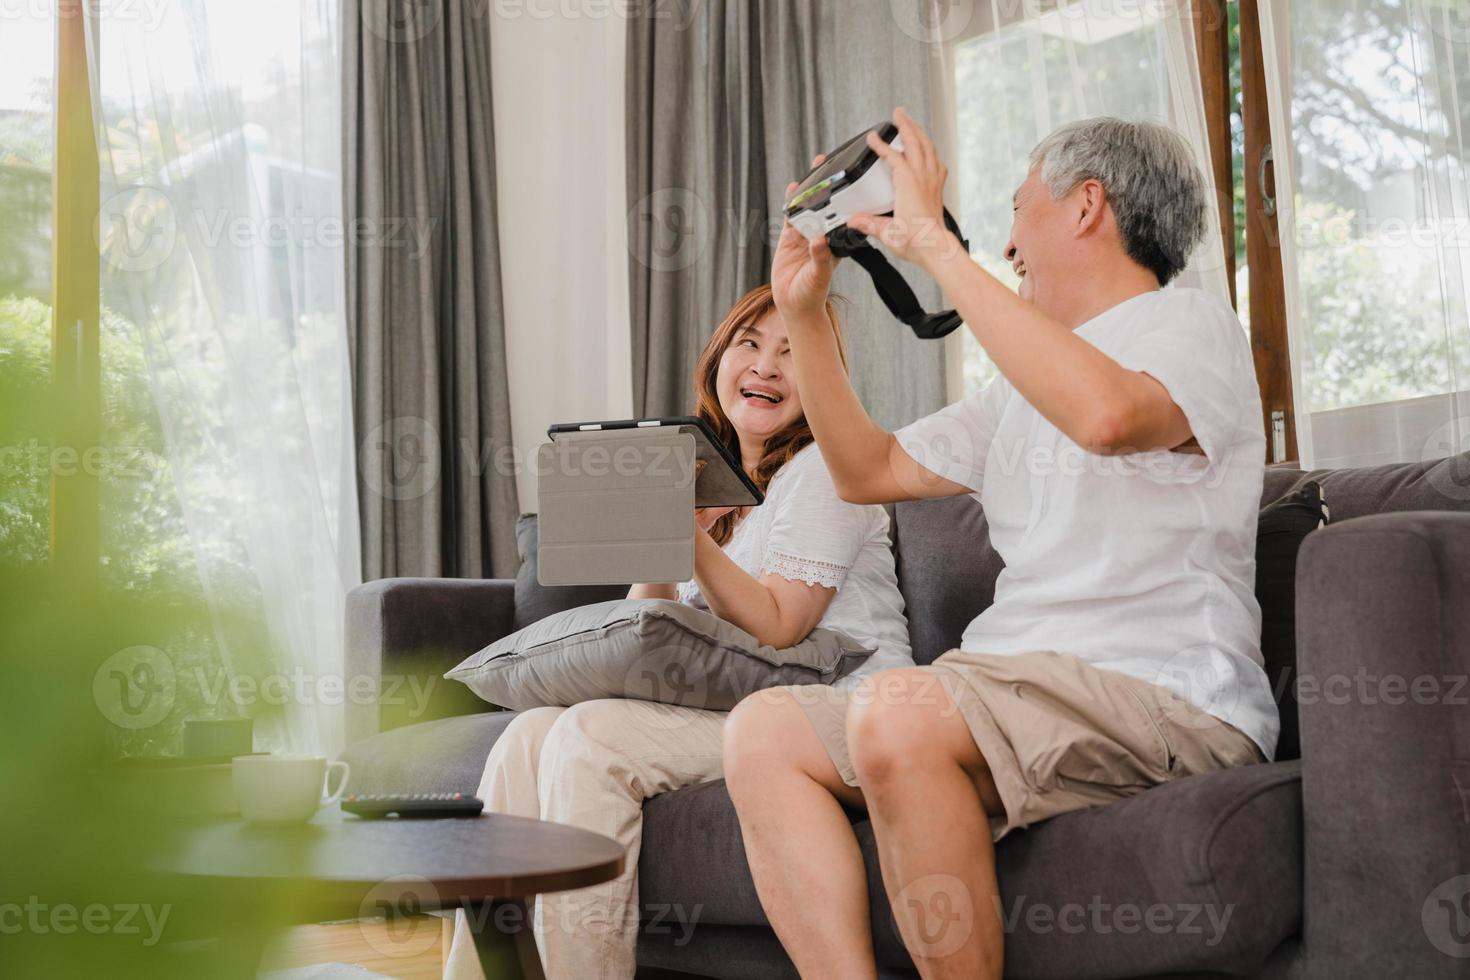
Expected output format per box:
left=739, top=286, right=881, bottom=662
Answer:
left=547, top=416, right=764, bottom=508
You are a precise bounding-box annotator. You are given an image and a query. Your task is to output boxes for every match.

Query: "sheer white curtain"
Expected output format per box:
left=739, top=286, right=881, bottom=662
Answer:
left=1258, top=0, right=1470, bottom=469
left=941, top=0, right=1230, bottom=393
left=88, top=0, right=360, bottom=756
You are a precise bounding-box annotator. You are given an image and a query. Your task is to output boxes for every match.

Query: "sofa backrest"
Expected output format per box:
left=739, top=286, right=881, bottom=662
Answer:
left=892, top=451, right=1470, bottom=665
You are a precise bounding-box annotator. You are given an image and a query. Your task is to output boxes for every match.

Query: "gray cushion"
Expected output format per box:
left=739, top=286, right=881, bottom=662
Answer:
left=445, top=598, right=873, bottom=712
left=1272, top=452, right=1470, bottom=521
left=892, top=494, right=1000, bottom=666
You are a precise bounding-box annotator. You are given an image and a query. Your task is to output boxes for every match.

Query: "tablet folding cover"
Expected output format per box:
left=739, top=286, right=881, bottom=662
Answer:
left=537, top=428, right=697, bottom=585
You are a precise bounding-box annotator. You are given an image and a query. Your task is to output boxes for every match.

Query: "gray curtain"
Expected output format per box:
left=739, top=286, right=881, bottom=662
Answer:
left=627, top=0, right=951, bottom=428
left=344, top=0, right=519, bottom=580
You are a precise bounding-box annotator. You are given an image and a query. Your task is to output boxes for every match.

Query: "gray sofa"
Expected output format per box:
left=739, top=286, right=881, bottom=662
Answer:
left=341, top=453, right=1470, bottom=979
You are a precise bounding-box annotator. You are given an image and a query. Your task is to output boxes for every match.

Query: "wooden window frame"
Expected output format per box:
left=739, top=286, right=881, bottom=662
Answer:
left=1193, top=0, right=1298, bottom=463
left=50, top=0, right=102, bottom=577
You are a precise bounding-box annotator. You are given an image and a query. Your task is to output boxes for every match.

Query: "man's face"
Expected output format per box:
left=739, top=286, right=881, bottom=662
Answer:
left=1003, top=165, right=1076, bottom=308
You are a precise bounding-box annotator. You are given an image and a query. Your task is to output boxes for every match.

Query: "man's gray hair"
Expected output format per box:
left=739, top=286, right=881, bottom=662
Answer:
left=1029, top=117, right=1209, bottom=286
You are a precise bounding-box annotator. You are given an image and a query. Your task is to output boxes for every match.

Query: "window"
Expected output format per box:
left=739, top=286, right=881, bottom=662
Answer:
left=950, top=0, right=1237, bottom=396
left=1263, top=0, right=1470, bottom=468
left=946, top=0, right=1470, bottom=468
left=3, top=2, right=353, bottom=759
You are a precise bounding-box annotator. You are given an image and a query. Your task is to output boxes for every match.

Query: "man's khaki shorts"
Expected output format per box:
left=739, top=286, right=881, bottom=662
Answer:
left=791, top=649, right=1264, bottom=841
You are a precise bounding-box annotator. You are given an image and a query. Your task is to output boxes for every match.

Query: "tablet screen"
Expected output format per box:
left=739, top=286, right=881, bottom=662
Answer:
left=547, top=416, right=764, bottom=508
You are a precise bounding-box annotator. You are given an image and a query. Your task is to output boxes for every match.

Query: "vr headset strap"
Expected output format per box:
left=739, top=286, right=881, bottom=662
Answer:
left=829, top=209, right=970, bottom=340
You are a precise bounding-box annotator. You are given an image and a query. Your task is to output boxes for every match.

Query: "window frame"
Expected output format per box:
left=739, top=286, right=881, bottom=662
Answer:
left=49, top=3, right=102, bottom=576
left=1228, top=0, right=1298, bottom=463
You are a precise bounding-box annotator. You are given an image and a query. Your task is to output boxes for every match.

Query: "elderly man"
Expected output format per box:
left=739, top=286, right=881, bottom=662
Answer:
left=723, top=110, right=1279, bottom=980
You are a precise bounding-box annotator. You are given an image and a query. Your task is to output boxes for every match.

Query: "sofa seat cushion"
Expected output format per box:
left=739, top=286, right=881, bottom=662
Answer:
left=639, top=760, right=1302, bottom=978
left=338, top=712, right=515, bottom=795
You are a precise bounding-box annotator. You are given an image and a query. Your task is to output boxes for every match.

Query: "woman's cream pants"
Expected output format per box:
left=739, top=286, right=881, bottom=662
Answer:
left=442, top=699, right=727, bottom=980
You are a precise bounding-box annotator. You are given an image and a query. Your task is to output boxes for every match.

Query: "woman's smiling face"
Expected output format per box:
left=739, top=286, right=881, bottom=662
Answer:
left=716, top=311, right=804, bottom=445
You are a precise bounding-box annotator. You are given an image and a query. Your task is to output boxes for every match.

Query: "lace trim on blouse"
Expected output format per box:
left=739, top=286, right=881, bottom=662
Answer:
left=676, top=578, right=708, bottom=608
left=759, top=550, right=849, bottom=589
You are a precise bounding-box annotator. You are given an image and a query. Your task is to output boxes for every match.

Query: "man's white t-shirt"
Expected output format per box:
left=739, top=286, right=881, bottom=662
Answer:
left=678, top=444, right=914, bottom=688
left=895, top=287, right=1280, bottom=759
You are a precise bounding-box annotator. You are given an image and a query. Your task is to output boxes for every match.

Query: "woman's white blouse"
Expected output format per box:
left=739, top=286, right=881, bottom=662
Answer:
left=677, top=444, right=913, bottom=686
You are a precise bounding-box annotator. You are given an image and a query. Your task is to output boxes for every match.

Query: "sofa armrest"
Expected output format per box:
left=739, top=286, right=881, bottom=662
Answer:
left=345, top=577, right=516, bottom=744
left=1295, top=512, right=1470, bottom=972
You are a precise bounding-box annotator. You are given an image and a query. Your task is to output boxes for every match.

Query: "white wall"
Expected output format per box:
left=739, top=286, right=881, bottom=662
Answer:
left=489, top=8, right=633, bottom=510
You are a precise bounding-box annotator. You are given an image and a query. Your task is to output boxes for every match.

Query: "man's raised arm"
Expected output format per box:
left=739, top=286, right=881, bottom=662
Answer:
left=771, top=218, right=968, bottom=505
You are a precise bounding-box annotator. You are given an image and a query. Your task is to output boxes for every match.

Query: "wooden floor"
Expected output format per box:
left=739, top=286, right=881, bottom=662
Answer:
left=258, top=915, right=452, bottom=980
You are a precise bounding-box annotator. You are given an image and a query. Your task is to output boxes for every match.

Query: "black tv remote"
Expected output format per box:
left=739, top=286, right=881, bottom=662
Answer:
left=341, top=792, right=485, bottom=819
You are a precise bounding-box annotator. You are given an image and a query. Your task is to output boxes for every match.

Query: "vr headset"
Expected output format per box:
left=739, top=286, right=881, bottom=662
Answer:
left=784, top=121, right=969, bottom=340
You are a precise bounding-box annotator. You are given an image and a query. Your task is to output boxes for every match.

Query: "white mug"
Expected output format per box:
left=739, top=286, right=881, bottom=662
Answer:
left=232, top=754, right=350, bottom=824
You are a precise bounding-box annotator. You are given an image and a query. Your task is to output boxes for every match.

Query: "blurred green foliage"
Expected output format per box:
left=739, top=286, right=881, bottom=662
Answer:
left=0, top=294, right=268, bottom=762
left=1, top=24, right=352, bottom=979
left=0, top=333, right=281, bottom=979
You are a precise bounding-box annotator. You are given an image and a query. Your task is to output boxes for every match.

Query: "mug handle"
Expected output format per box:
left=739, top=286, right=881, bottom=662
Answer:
left=322, top=760, right=351, bottom=805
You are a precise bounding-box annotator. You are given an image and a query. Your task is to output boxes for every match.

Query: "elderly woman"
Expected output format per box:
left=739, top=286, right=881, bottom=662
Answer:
left=444, top=282, right=912, bottom=980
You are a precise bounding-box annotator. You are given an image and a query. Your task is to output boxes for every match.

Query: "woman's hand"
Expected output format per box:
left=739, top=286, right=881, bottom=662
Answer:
left=846, top=107, right=958, bottom=270
left=771, top=153, right=841, bottom=320
left=695, top=506, right=735, bottom=533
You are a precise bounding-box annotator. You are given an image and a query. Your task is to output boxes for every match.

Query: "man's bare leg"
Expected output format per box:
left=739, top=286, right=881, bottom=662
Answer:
left=723, top=689, right=876, bottom=980
left=848, top=669, right=1005, bottom=980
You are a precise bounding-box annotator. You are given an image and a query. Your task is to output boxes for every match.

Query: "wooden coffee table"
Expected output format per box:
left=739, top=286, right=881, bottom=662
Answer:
left=155, top=808, right=625, bottom=979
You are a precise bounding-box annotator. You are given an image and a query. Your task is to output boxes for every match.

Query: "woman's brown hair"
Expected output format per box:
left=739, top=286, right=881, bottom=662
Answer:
left=693, top=283, right=848, bottom=547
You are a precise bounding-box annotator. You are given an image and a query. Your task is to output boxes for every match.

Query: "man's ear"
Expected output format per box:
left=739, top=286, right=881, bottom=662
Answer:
left=1074, top=179, right=1107, bottom=237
